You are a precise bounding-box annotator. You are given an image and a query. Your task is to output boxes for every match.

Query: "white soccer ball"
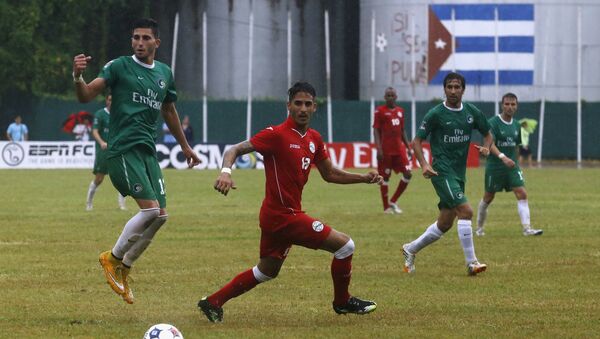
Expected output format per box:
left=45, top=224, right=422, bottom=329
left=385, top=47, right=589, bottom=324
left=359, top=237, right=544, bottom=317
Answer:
left=143, top=323, right=184, bottom=339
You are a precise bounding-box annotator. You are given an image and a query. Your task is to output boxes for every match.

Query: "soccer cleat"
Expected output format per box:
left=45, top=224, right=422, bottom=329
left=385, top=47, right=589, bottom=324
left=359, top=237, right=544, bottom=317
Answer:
left=86, top=203, right=93, bottom=211
left=121, top=266, right=134, bottom=304
left=383, top=207, right=395, bottom=214
left=402, top=244, right=416, bottom=273
left=475, top=227, right=485, bottom=236
left=119, top=205, right=127, bottom=211
left=99, top=251, right=125, bottom=295
left=198, top=297, right=223, bottom=323
left=333, top=296, right=377, bottom=315
left=467, top=261, right=487, bottom=276
left=523, top=227, right=543, bottom=236
left=389, top=202, right=403, bottom=214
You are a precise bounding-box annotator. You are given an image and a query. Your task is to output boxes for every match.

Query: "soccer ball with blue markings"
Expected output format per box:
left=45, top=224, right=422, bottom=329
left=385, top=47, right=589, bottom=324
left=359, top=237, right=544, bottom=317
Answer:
left=143, top=323, right=183, bottom=339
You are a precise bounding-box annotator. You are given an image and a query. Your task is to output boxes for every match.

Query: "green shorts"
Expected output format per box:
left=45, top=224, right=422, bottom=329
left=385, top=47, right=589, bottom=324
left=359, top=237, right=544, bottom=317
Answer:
left=107, top=146, right=166, bottom=208
left=93, top=149, right=108, bottom=175
left=485, top=168, right=525, bottom=193
left=431, top=175, right=468, bottom=209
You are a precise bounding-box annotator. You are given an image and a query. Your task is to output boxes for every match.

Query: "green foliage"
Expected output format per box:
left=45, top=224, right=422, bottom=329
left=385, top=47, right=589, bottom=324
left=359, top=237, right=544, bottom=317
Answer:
left=0, top=0, right=154, bottom=104
left=0, top=167, right=599, bottom=337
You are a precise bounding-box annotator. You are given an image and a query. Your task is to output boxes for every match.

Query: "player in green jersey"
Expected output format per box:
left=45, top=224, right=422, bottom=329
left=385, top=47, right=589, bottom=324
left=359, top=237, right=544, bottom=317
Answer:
left=476, top=93, right=543, bottom=237
left=85, top=93, right=127, bottom=211
left=73, top=18, right=200, bottom=304
left=403, top=72, right=494, bottom=276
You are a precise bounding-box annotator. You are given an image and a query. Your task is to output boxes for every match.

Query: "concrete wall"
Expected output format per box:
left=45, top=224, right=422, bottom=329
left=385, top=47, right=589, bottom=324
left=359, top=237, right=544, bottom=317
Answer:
left=360, top=0, right=600, bottom=102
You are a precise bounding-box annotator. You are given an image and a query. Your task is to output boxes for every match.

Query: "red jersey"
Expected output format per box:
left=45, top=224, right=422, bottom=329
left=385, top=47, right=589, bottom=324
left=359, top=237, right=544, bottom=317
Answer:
left=250, top=116, right=329, bottom=216
left=373, top=104, right=406, bottom=155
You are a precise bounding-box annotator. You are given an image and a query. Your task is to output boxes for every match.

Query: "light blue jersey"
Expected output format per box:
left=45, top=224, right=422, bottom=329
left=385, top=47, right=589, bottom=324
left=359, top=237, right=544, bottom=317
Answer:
left=7, top=123, right=28, bottom=141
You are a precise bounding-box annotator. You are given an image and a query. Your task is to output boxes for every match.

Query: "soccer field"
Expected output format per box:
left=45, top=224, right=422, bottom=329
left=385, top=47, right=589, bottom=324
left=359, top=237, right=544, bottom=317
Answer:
left=1, top=167, right=598, bottom=338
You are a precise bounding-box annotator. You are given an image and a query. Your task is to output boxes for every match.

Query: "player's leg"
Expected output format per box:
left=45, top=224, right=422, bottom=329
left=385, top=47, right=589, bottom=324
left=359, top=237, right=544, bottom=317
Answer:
left=513, top=186, right=542, bottom=236
left=86, top=173, right=105, bottom=211
left=199, top=228, right=287, bottom=323
left=102, top=148, right=162, bottom=302
left=390, top=153, right=412, bottom=213
left=118, top=193, right=127, bottom=210
left=377, top=157, right=392, bottom=213
left=318, top=229, right=376, bottom=315
left=454, top=202, right=486, bottom=275
left=476, top=191, right=495, bottom=236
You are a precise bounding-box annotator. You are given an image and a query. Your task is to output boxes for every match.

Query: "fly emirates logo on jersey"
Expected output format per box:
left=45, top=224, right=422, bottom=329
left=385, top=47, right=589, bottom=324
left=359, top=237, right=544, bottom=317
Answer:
left=444, top=129, right=471, bottom=144
left=132, top=88, right=162, bottom=110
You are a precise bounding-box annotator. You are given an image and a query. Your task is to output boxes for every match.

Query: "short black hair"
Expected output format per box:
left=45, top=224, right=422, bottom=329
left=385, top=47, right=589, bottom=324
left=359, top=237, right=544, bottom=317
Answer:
left=502, top=92, right=518, bottom=103
left=288, top=81, right=316, bottom=102
left=132, top=18, right=160, bottom=38
left=443, top=72, right=466, bottom=89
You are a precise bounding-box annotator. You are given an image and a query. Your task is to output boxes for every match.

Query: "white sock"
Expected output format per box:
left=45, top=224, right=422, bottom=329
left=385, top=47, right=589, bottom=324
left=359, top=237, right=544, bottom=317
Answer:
left=517, top=199, right=531, bottom=229
left=406, top=222, right=443, bottom=254
left=122, top=214, right=167, bottom=267
left=457, top=219, right=477, bottom=263
left=118, top=194, right=126, bottom=208
left=477, top=199, right=489, bottom=228
left=86, top=181, right=97, bottom=204
left=112, top=208, right=160, bottom=259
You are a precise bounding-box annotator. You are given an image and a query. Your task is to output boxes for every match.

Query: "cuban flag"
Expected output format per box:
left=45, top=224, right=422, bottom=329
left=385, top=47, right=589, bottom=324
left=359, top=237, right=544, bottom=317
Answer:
left=428, top=4, right=534, bottom=85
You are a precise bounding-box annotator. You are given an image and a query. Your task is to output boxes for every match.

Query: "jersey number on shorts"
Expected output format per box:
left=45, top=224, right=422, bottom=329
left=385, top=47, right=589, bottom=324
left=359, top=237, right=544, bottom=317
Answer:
left=301, top=157, right=311, bottom=170
left=517, top=171, right=523, bottom=181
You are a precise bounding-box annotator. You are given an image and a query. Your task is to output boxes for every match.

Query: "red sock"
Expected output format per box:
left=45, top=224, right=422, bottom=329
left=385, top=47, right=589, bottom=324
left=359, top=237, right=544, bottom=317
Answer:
left=207, top=269, right=259, bottom=307
left=391, top=179, right=408, bottom=202
left=380, top=184, right=389, bottom=210
left=331, top=256, right=352, bottom=306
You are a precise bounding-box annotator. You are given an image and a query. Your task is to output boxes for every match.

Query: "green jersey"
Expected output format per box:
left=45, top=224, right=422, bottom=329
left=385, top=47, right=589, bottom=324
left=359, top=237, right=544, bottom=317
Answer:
left=92, top=107, right=110, bottom=154
left=486, top=115, right=521, bottom=172
left=98, top=55, right=177, bottom=158
left=416, top=102, right=490, bottom=180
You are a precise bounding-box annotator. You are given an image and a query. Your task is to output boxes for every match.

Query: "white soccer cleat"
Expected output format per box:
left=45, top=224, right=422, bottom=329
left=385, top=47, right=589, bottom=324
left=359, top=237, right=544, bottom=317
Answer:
left=389, top=202, right=403, bottom=214
left=86, top=203, right=93, bottom=211
left=467, top=261, right=487, bottom=276
left=402, top=244, right=416, bottom=273
left=523, top=227, right=543, bottom=236
left=384, top=207, right=395, bottom=214
left=475, top=227, right=485, bottom=236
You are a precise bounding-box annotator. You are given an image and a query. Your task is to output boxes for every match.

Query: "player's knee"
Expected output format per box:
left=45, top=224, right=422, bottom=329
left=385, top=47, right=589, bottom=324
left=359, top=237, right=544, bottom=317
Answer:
left=404, top=171, right=412, bottom=180
left=253, top=265, right=275, bottom=282
left=456, top=205, right=473, bottom=219
left=334, top=238, right=355, bottom=259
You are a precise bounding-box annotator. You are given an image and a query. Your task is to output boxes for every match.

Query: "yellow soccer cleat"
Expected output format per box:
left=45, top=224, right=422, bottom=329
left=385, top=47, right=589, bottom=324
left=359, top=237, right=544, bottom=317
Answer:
left=121, top=266, right=134, bottom=304
left=99, top=251, right=125, bottom=296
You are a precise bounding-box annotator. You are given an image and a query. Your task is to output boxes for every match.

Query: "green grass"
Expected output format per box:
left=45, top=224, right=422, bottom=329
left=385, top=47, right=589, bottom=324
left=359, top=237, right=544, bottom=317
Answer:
left=1, top=167, right=599, bottom=338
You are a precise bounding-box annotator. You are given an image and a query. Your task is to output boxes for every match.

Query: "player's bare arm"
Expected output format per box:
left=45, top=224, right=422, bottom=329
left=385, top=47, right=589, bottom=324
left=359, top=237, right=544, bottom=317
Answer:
left=475, top=132, right=494, bottom=157
left=489, top=144, right=515, bottom=168
left=161, top=102, right=200, bottom=168
left=72, top=54, right=106, bottom=102
left=316, top=158, right=383, bottom=185
left=92, top=129, right=107, bottom=149
left=213, top=141, right=255, bottom=196
left=412, top=136, right=437, bottom=178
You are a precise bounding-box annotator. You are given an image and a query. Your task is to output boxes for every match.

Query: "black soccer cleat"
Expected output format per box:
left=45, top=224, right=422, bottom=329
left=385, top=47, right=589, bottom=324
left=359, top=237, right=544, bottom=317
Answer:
left=333, top=296, right=377, bottom=315
left=198, top=297, right=224, bottom=323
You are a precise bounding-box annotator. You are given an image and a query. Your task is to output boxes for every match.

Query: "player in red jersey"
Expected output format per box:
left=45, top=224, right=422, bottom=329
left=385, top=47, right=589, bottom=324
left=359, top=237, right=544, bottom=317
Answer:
left=198, top=82, right=383, bottom=322
left=373, top=87, right=412, bottom=214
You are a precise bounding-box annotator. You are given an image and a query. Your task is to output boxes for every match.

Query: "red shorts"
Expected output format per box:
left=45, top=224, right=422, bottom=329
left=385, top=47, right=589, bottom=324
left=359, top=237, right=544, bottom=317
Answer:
left=259, top=209, right=332, bottom=260
left=377, top=153, right=410, bottom=178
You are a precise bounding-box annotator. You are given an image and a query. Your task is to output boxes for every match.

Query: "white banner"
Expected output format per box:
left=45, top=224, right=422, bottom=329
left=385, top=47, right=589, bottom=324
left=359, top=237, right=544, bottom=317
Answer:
left=0, top=141, right=95, bottom=169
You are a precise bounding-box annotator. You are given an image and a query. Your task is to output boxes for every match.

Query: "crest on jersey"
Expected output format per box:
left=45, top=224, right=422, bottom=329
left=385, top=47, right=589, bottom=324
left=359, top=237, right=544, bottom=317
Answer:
left=312, top=221, right=324, bottom=232
left=133, top=183, right=143, bottom=193
left=309, top=141, right=315, bottom=153
left=397, top=111, right=403, bottom=118
left=466, top=115, right=473, bottom=124
left=158, top=79, right=166, bottom=89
